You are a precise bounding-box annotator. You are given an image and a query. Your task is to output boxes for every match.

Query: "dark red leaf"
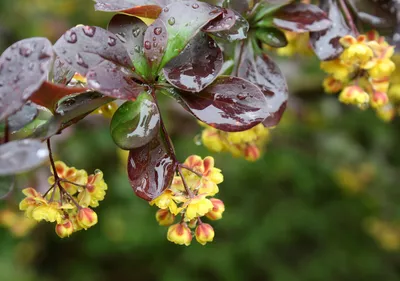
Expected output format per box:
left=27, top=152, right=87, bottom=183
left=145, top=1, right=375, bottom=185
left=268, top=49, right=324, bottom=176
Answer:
left=203, top=9, right=236, bottom=32
left=204, top=0, right=251, bottom=14
left=86, top=61, right=145, bottom=99
left=273, top=3, right=331, bottom=33
left=178, top=76, right=268, bottom=132
left=163, top=33, right=223, bottom=93
left=0, top=37, right=53, bottom=121
left=94, top=0, right=166, bottom=18
left=237, top=43, right=288, bottom=127
left=29, top=81, right=87, bottom=111
left=54, top=25, right=133, bottom=76
left=346, top=0, right=396, bottom=28
left=143, top=18, right=168, bottom=76
left=128, top=136, right=177, bottom=201
left=107, top=14, right=150, bottom=80
left=310, top=0, right=351, bottom=61
left=209, top=10, right=249, bottom=42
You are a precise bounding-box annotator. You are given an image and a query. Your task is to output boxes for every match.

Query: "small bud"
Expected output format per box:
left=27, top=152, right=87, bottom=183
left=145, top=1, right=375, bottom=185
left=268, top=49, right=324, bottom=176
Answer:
left=77, top=208, right=98, bottom=230
left=206, top=198, right=225, bottom=220
left=370, top=91, right=389, bottom=108
left=195, top=223, right=215, bottom=245
left=167, top=223, right=192, bottom=246
left=323, top=76, right=343, bottom=93
left=244, top=145, right=261, bottom=162
left=55, top=220, right=74, bottom=238
left=339, top=86, right=369, bottom=106
left=155, top=209, right=175, bottom=226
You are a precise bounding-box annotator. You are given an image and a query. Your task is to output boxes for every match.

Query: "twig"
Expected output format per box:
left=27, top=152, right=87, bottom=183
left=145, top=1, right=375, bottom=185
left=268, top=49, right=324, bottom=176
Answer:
left=339, top=0, right=359, bottom=36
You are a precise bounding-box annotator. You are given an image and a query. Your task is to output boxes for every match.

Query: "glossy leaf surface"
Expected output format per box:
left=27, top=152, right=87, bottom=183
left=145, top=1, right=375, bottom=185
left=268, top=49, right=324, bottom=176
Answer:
left=157, top=1, right=223, bottom=69
left=0, top=139, right=49, bottom=176
left=53, top=57, right=75, bottom=85
left=237, top=44, right=288, bottom=127
left=178, top=76, right=268, bottom=132
left=209, top=10, right=249, bottom=42
left=143, top=18, right=168, bottom=76
left=203, top=8, right=236, bottom=32
left=107, top=14, right=150, bottom=80
left=111, top=93, right=160, bottom=150
left=7, top=104, right=38, bottom=132
left=163, top=33, right=223, bottom=92
left=86, top=61, right=144, bottom=99
left=128, top=137, right=177, bottom=201
left=273, top=3, right=331, bottom=33
left=256, top=27, right=288, bottom=48
left=94, top=0, right=166, bottom=18
left=310, top=0, right=351, bottom=61
left=346, top=0, right=395, bottom=28
left=0, top=37, right=53, bottom=121
left=54, top=25, right=133, bottom=76
left=0, top=176, right=14, bottom=199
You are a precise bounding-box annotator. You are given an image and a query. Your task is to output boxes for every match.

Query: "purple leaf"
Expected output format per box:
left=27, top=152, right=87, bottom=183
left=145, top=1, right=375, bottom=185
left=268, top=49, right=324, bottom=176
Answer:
left=128, top=136, right=177, bottom=201
left=0, top=37, right=53, bottom=121
left=204, top=0, right=251, bottom=14
left=143, top=18, right=168, bottom=75
left=107, top=14, right=150, bottom=80
left=94, top=0, right=166, bottom=18
left=86, top=61, right=145, bottom=99
left=54, top=25, right=133, bottom=76
left=203, top=8, right=236, bottom=32
left=237, top=43, right=288, bottom=127
left=273, top=3, right=331, bottom=33
left=209, top=10, right=249, bottom=42
left=346, top=0, right=396, bottom=28
left=178, top=76, right=268, bottom=132
left=310, top=0, right=351, bottom=61
left=163, top=33, right=223, bottom=92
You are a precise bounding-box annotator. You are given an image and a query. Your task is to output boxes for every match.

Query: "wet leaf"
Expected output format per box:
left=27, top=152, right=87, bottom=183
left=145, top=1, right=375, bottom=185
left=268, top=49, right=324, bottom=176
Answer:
left=128, top=136, right=177, bottom=201
left=178, top=76, right=268, bottom=132
left=209, top=10, right=249, bottom=42
left=86, top=61, right=145, bottom=99
left=52, top=57, right=75, bottom=85
left=143, top=18, right=168, bottom=76
left=204, top=0, right=251, bottom=14
left=0, top=37, right=53, bottom=121
left=157, top=1, right=223, bottom=69
left=237, top=42, right=288, bottom=127
left=0, top=175, right=14, bottom=199
left=94, top=0, right=166, bottom=18
left=346, top=0, right=396, bottom=28
left=7, top=104, right=38, bottom=132
left=310, top=0, right=351, bottom=61
left=54, top=25, right=133, bottom=76
left=29, top=81, right=87, bottom=112
left=163, top=33, right=223, bottom=92
left=111, top=93, right=160, bottom=150
left=255, top=27, right=288, bottom=48
left=203, top=8, right=236, bottom=32
left=107, top=14, right=151, bottom=80
left=0, top=139, right=49, bottom=176
left=273, top=3, right=331, bottom=33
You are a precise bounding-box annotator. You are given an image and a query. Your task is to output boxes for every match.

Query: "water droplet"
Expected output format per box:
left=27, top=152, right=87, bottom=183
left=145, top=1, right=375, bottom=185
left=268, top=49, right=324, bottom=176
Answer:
left=116, top=32, right=127, bottom=43
left=163, top=7, right=169, bottom=12
left=5, top=55, right=11, bottom=61
left=241, top=85, right=246, bottom=90
left=237, top=93, right=247, bottom=100
left=10, top=44, right=17, bottom=50
left=39, top=62, right=47, bottom=74
left=144, top=41, right=151, bottom=50
left=64, top=30, right=78, bottom=43
left=208, top=40, right=217, bottom=49
left=28, top=62, right=34, bottom=70
left=82, top=26, right=96, bottom=37
left=76, top=53, right=89, bottom=68
left=194, top=134, right=202, bottom=146
left=132, top=27, right=141, bottom=38
left=108, top=36, right=117, bottom=46
left=39, top=48, right=52, bottom=60
left=154, top=27, right=162, bottom=35
left=153, top=42, right=158, bottom=48
left=192, top=3, right=199, bottom=9
left=134, top=45, right=141, bottom=53
left=19, top=44, right=33, bottom=57
left=168, top=17, right=175, bottom=26
left=13, top=74, right=20, bottom=83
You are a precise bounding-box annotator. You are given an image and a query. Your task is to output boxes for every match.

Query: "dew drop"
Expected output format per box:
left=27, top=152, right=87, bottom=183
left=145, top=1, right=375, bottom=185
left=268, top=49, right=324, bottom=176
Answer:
left=241, top=84, right=246, bottom=90
left=28, top=62, right=35, bottom=70
left=108, top=36, right=117, bottom=46
left=192, top=3, right=199, bottom=9
left=194, top=134, right=202, bottom=146
left=64, top=30, right=78, bottom=43
left=116, top=32, right=127, bottom=43
left=39, top=62, right=47, bottom=74
left=0, top=81, right=3, bottom=87
left=82, top=26, right=96, bottom=37
left=163, top=7, right=169, bottom=12
left=237, top=93, right=247, bottom=100
left=153, top=42, right=158, bottom=48
left=144, top=41, right=152, bottom=50
left=10, top=44, right=17, bottom=50
left=13, top=74, right=20, bottom=83
left=132, top=27, right=141, bottom=38
left=168, top=17, right=176, bottom=26
left=19, top=44, right=33, bottom=57
left=5, top=55, right=11, bottom=61
left=134, top=45, right=141, bottom=53
left=76, top=53, right=89, bottom=68
left=154, top=27, right=162, bottom=35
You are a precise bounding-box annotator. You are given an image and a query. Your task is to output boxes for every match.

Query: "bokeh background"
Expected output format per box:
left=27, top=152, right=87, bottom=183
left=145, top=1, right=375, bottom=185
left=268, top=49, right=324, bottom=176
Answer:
left=1, top=1, right=400, bottom=281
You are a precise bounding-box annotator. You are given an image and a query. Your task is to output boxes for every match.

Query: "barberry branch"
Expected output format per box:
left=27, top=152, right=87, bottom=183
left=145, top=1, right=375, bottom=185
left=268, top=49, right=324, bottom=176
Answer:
left=4, top=118, right=9, bottom=144
left=178, top=165, right=194, bottom=198
left=179, top=164, right=203, bottom=178
left=340, top=0, right=359, bottom=36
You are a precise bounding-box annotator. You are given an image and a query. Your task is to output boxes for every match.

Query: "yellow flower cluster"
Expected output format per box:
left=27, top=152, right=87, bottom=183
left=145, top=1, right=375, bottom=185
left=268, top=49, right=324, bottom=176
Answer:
left=334, top=163, right=376, bottom=194
left=151, top=155, right=225, bottom=246
left=92, top=102, right=118, bottom=119
left=267, top=31, right=313, bottom=57
left=321, top=31, right=397, bottom=119
left=19, top=161, right=107, bottom=238
left=201, top=123, right=270, bottom=162
left=365, top=217, right=400, bottom=251
left=0, top=209, right=37, bottom=237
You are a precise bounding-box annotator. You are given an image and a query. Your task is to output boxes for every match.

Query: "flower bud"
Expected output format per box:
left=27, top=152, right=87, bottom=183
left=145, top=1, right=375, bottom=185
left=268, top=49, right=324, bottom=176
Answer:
left=323, top=77, right=343, bottom=93
left=244, top=145, right=261, bottom=162
left=55, top=220, right=74, bottom=238
left=206, top=198, right=225, bottom=220
left=370, top=91, right=389, bottom=108
left=167, top=223, right=192, bottom=246
left=339, top=86, right=369, bottom=105
left=195, top=223, right=215, bottom=245
left=155, top=209, right=175, bottom=226
left=77, top=208, right=98, bottom=230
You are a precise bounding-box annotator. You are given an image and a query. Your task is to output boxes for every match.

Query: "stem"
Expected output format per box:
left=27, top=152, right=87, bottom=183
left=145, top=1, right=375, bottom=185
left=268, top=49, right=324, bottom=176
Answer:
left=4, top=118, right=9, bottom=143
left=47, top=139, right=59, bottom=180
left=178, top=166, right=194, bottom=198
left=59, top=183, right=81, bottom=209
left=235, top=41, right=246, bottom=77
left=60, top=179, right=87, bottom=189
left=180, top=164, right=203, bottom=178
left=339, top=0, right=359, bottom=36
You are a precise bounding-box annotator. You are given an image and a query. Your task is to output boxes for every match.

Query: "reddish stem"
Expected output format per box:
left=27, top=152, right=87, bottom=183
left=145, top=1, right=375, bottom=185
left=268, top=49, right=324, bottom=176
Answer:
left=339, top=0, right=359, bottom=36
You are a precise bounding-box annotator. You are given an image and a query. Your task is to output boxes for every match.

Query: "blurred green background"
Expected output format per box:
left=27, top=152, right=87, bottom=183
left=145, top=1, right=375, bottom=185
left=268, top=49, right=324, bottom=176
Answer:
left=1, top=1, right=400, bottom=281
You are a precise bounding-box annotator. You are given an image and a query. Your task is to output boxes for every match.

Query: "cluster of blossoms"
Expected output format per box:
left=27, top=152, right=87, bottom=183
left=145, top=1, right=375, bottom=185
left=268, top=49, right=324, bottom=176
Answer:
left=365, top=217, right=400, bottom=251
left=266, top=31, right=313, bottom=57
left=19, top=161, right=107, bottom=238
left=201, top=123, right=270, bottom=162
left=151, top=155, right=225, bottom=246
left=0, top=209, right=37, bottom=237
left=334, top=162, right=376, bottom=194
left=321, top=31, right=396, bottom=119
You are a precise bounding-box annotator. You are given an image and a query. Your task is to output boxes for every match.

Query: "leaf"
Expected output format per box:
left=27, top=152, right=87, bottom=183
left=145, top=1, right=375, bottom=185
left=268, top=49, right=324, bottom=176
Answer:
left=0, top=175, right=14, bottom=199
left=163, top=33, right=223, bottom=92
left=157, top=1, right=223, bottom=69
left=94, top=0, right=166, bottom=18
left=54, top=25, right=133, bottom=76
left=273, top=3, right=331, bottom=33
left=203, top=8, right=236, bottom=32
left=0, top=139, right=49, bottom=176
left=177, top=76, right=268, bottom=132
left=204, top=0, right=252, bottom=14
left=52, top=56, right=75, bottom=85
left=309, top=0, right=351, bottom=61
left=107, top=14, right=151, bottom=80
left=237, top=42, right=288, bottom=127
left=111, top=93, right=160, bottom=150
left=86, top=61, right=145, bottom=99
left=346, top=0, right=396, bottom=28
left=255, top=27, right=288, bottom=48
left=7, top=104, right=38, bottom=132
left=0, top=37, right=53, bottom=121
left=143, top=18, right=168, bottom=76
left=127, top=136, right=177, bottom=201
left=29, top=81, right=87, bottom=112
left=208, top=10, right=249, bottom=42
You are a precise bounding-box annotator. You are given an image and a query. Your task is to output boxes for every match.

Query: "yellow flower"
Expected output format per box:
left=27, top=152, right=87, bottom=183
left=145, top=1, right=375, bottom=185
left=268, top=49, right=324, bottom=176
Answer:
left=339, top=85, right=369, bottom=106
left=320, top=59, right=352, bottom=82
left=77, top=208, right=98, bottom=230
left=323, top=76, right=344, bottom=93
left=55, top=220, right=74, bottom=238
left=368, top=59, right=396, bottom=79
left=195, top=223, right=215, bottom=245
left=167, top=223, right=192, bottom=246
left=201, top=127, right=225, bottom=152
left=31, top=203, right=63, bottom=223
left=155, top=209, right=175, bottom=226
left=48, top=161, right=88, bottom=195
left=376, top=104, right=395, bottom=122
left=185, top=195, right=213, bottom=221
left=150, top=190, right=180, bottom=215
left=78, top=170, right=107, bottom=208
left=370, top=91, right=389, bottom=109
left=340, top=35, right=374, bottom=68
left=206, top=198, right=225, bottom=220
left=92, top=102, right=118, bottom=118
